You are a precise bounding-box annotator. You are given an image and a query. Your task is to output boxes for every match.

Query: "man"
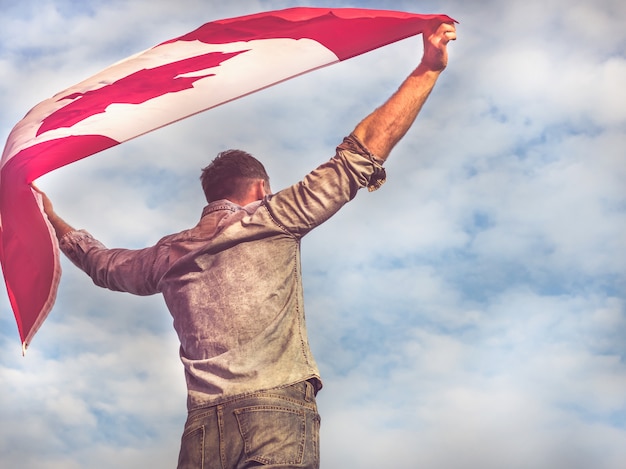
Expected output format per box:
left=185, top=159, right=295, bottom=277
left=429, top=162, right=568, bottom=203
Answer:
left=37, top=21, right=456, bottom=469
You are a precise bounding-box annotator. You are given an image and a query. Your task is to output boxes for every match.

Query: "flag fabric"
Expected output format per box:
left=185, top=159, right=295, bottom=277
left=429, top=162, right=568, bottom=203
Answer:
left=0, top=7, right=455, bottom=352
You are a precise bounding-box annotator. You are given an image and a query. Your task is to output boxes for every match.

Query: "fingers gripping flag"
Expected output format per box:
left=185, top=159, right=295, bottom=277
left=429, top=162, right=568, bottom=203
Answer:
left=0, top=7, right=455, bottom=351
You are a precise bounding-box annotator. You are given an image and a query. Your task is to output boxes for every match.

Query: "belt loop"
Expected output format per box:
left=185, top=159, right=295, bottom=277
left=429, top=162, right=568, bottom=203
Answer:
left=304, top=379, right=316, bottom=401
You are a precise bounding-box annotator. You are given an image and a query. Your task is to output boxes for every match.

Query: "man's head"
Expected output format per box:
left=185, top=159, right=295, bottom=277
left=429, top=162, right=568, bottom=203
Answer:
left=200, top=149, right=270, bottom=204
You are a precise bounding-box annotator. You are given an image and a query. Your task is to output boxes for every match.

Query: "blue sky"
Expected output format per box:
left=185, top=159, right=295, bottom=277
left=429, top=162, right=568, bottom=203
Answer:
left=1, top=0, right=625, bottom=468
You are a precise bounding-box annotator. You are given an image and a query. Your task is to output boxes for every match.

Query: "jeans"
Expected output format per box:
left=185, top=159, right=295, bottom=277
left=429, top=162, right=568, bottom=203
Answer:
left=177, top=380, right=321, bottom=469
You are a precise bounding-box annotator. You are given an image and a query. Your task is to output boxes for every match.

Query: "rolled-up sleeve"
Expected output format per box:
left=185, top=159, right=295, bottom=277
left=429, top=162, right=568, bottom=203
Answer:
left=264, top=134, right=386, bottom=237
left=59, top=229, right=165, bottom=295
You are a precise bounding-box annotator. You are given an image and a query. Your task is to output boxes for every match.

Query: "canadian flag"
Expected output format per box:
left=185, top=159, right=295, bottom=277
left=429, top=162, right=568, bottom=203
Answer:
left=0, top=7, right=455, bottom=351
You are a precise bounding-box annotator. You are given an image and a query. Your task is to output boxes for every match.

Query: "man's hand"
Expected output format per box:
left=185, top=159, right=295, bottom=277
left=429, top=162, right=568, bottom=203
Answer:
left=31, top=184, right=54, bottom=218
left=421, top=21, right=457, bottom=72
left=31, top=184, right=75, bottom=239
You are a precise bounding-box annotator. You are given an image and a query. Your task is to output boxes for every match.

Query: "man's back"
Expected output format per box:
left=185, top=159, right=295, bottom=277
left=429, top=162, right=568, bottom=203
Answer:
left=59, top=135, right=385, bottom=410
left=158, top=198, right=318, bottom=410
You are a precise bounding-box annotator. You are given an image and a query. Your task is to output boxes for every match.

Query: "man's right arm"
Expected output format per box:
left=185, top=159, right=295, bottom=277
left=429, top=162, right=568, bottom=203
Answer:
left=352, top=21, right=456, bottom=162
left=264, top=21, right=456, bottom=236
left=265, top=21, right=456, bottom=236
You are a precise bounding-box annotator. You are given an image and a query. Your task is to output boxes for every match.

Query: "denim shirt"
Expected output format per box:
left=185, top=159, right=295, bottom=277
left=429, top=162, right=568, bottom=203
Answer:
left=59, top=134, right=386, bottom=410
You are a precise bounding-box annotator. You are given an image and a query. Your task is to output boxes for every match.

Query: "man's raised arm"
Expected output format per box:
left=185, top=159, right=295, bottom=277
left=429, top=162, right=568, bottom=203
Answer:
left=352, top=21, right=457, bottom=161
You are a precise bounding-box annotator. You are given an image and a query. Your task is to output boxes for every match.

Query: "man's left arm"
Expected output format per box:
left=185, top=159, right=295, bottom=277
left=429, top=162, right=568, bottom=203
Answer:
left=32, top=185, right=163, bottom=296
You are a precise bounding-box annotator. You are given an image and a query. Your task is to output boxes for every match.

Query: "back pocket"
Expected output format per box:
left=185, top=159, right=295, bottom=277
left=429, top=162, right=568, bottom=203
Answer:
left=234, top=406, right=306, bottom=465
left=178, top=425, right=205, bottom=469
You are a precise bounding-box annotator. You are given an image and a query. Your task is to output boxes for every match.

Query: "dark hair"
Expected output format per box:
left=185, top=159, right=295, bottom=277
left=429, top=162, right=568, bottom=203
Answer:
left=200, top=149, right=269, bottom=203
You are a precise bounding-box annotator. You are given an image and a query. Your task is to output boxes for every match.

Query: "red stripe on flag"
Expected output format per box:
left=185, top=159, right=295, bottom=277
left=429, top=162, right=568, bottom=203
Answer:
left=0, top=135, right=118, bottom=346
left=164, top=7, right=455, bottom=61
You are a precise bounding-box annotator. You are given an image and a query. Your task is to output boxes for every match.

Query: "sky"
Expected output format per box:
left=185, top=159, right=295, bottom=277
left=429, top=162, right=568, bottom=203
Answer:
left=0, top=0, right=625, bottom=468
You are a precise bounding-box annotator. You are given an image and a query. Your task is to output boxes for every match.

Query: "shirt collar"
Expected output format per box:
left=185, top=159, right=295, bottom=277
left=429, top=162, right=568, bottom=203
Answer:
left=201, top=199, right=240, bottom=217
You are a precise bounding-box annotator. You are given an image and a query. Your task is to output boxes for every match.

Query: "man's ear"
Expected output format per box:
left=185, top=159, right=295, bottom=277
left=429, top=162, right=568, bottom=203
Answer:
left=252, top=179, right=267, bottom=200
left=262, top=179, right=271, bottom=196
